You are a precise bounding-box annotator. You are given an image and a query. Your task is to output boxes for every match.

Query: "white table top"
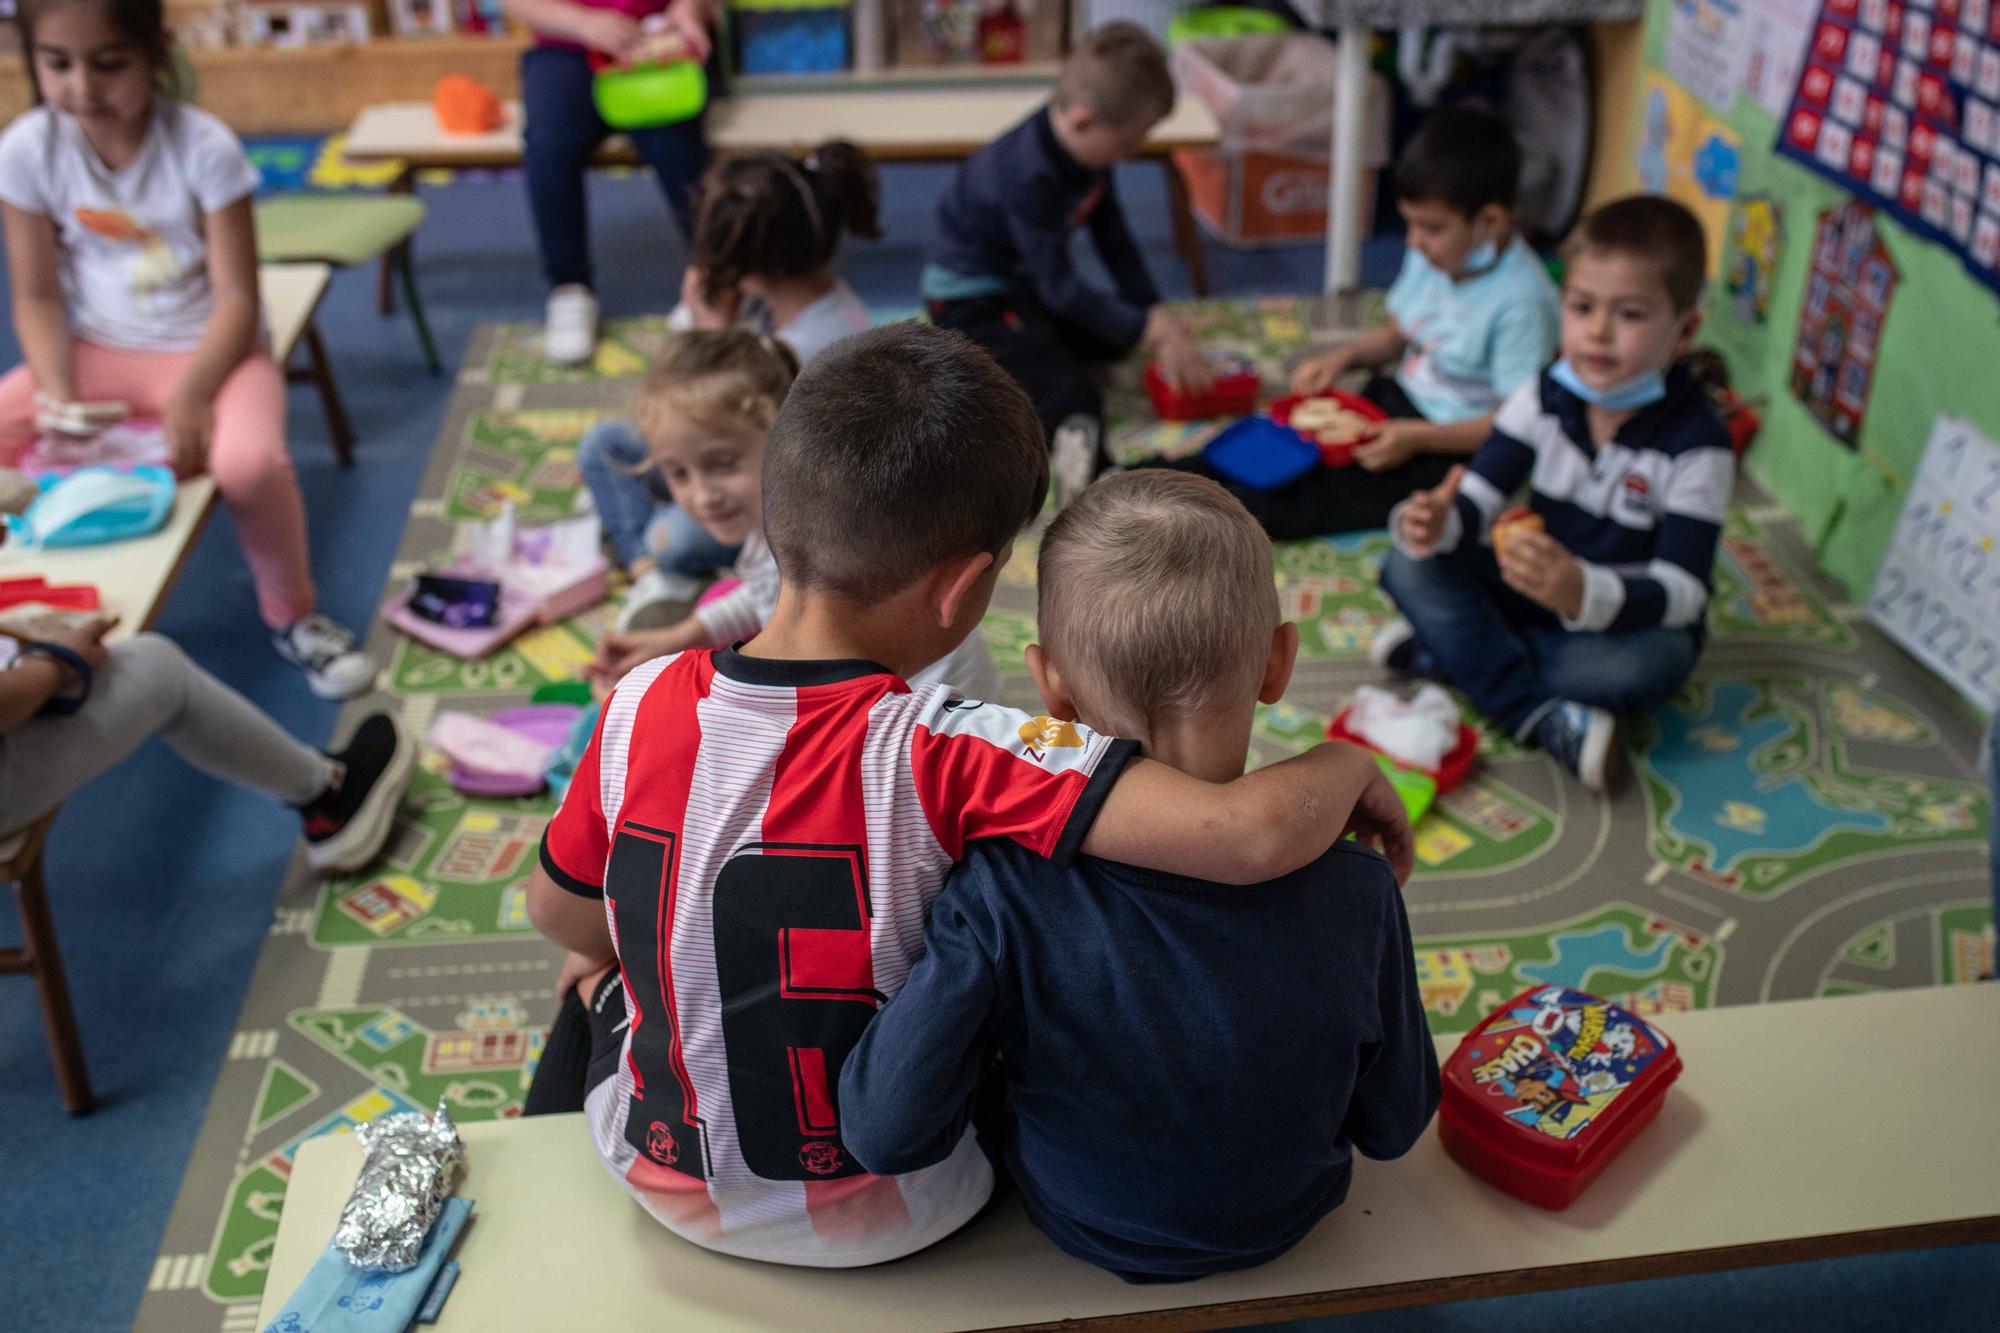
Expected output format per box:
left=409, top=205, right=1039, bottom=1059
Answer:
left=258, top=985, right=2000, bottom=1331
left=344, top=88, right=1218, bottom=166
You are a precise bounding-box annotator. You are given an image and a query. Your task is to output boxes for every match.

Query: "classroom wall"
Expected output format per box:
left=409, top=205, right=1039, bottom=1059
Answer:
left=1627, top=0, right=2000, bottom=597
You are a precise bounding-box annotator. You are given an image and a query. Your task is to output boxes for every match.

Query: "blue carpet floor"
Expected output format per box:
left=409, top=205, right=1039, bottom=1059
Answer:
left=1, top=161, right=1991, bottom=1329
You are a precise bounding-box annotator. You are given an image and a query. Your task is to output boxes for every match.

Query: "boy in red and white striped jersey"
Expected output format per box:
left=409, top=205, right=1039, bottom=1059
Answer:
left=525, top=323, right=1411, bottom=1268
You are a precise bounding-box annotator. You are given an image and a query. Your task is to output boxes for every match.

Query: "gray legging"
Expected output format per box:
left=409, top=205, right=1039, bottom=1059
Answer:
left=0, top=632, right=334, bottom=833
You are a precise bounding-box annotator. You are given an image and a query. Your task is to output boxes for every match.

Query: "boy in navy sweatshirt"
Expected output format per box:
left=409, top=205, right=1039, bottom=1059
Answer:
left=1377, top=195, right=1732, bottom=792
left=839, top=470, right=1439, bottom=1283
left=922, top=22, right=1212, bottom=500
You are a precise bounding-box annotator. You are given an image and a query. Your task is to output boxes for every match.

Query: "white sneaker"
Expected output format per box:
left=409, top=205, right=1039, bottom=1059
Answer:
left=615, top=566, right=708, bottom=632
left=544, top=284, right=599, bottom=366
left=1051, top=414, right=1102, bottom=511
left=273, top=612, right=377, bottom=700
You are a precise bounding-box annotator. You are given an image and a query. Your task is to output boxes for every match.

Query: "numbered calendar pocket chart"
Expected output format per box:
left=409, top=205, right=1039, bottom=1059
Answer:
left=1778, top=0, right=2000, bottom=296
left=1868, top=414, right=2000, bottom=710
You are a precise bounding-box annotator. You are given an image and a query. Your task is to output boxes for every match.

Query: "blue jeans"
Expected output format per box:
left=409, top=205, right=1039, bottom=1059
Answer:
left=578, top=420, right=738, bottom=575
left=1379, top=543, right=1701, bottom=738
left=521, top=44, right=709, bottom=290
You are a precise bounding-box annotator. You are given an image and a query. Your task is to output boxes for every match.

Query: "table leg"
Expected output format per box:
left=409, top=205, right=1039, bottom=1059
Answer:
left=302, top=320, right=357, bottom=466
left=3, top=825, right=94, bottom=1115
left=1162, top=154, right=1209, bottom=298
left=1326, top=22, right=1374, bottom=294
left=379, top=169, right=415, bottom=317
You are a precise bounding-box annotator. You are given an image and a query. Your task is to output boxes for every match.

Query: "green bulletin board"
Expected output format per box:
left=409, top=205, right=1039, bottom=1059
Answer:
left=1630, top=0, right=2000, bottom=597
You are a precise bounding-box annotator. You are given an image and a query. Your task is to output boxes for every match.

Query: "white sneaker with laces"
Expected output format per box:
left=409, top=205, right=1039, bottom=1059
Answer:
left=544, top=284, right=599, bottom=366
left=615, top=566, right=708, bottom=633
left=273, top=612, right=377, bottom=700
left=1051, top=414, right=1102, bottom=512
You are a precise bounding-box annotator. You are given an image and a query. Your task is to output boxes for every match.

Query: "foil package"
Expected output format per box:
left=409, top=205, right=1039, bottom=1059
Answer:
left=333, top=1099, right=464, bottom=1272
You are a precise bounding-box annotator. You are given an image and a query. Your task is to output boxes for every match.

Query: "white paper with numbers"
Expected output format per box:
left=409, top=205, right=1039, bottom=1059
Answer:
left=1868, top=415, right=2000, bottom=713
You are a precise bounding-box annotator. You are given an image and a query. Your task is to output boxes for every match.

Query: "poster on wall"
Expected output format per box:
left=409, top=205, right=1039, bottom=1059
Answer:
left=1640, top=72, right=1743, bottom=275
left=1668, top=0, right=1755, bottom=113
left=1868, top=414, right=2000, bottom=712
left=1745, top=0, right=1823, bottom=115
left=1776, top=0, right=2000, bottom=298
left=1791, top=201, right=1898, bottom=444
left=1725, top=194, right=1787, bottom=323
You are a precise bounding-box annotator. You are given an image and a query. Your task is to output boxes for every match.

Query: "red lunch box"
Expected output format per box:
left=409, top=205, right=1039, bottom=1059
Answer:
left=1267, top=390, right=1388, bottom=466
left=1145, top=357, right=1262, bottom=420
left=1438, top=986, right=1682, bottom=1210
left=1326, top=705, right=1479, bottom=794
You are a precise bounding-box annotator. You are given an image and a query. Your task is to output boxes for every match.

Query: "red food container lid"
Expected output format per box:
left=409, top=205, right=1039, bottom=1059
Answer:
left=1440, top=987, right=1682, bottom=1208
left=1144, top=358, right=1262, bottom=421
left=1327, top=705, right=1479, bottom=793
left=1267, top=390, right=1388, bottom=467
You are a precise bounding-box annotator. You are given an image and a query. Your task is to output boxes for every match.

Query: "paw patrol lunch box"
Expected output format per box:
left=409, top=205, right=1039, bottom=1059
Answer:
left=1439, top=986, right=1682, bottom=1210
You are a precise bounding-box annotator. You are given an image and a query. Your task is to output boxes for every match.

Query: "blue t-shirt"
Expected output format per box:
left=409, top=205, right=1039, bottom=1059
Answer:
left=1384, top=235, right=1560, bottom=424
left=838, top=839, right=1440, bottom=1283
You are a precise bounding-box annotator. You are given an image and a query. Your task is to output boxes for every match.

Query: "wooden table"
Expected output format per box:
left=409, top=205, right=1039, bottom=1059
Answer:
left=342, top=89, right=1222, bottom=294
left=257, top=985, right=2000, bottom=1331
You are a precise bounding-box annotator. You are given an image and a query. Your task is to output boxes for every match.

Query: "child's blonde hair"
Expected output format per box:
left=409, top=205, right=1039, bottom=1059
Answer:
left=635, top=329, right=800, bottom=449
left=1038, top=470, right=1278, bottom=740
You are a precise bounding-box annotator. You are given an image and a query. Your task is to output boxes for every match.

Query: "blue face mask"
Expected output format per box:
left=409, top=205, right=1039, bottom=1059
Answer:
left=1549, top=357, right=1668, bottom=411
left=1461, top=238, right=1500, bottom=275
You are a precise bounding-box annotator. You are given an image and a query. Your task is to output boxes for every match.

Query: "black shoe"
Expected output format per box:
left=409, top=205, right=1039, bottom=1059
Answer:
left=300, top=713, right=415, bottom=874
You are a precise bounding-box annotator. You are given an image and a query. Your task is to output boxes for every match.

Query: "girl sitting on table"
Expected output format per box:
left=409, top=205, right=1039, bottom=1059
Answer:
left=0, top=0, right=375, bottom=699
left=0, top=617, right=411, bottom=874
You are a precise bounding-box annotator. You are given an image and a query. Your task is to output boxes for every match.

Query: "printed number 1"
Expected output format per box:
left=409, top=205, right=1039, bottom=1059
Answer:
left=714, top=843, right=880, bottom=1181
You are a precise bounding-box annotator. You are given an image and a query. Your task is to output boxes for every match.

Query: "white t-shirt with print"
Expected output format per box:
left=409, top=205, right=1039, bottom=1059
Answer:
left=0, top=102, right=261, bottom=353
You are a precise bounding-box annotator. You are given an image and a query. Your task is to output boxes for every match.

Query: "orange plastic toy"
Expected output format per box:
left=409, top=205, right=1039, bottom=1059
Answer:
left=434, top=75, right=504, bottom=135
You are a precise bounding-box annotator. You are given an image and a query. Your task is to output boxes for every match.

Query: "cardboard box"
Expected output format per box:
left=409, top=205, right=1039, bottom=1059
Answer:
left=1174, top=146, right=1377, bottom=247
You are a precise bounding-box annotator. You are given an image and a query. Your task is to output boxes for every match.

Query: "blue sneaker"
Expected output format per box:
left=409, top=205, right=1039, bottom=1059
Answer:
left=1533, top=701, right=1616, bottom=792
left=1369, top=617, right=1437, bottom=678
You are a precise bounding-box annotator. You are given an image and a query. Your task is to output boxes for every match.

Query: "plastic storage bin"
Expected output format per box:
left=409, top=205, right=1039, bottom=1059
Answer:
left=1438, top=986, right=1682, bottom=1210
left=731, top=0, right=851, bottom=75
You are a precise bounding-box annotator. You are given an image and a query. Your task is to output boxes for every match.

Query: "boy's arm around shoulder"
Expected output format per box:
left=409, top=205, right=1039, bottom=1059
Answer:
left=838, top=865, right=1003, bottom=1177
left=1080, top=743, right=1414, bottom=887
left=1340, top=857, right=1441, bottom=1160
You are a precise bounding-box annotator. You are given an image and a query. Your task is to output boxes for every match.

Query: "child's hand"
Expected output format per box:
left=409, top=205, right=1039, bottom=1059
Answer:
left=663, top=0, right=715, bottom=61
left=163, top=389, right=214, bottom=477
left=1145, top=308, right=1214, bottom=392
left=1397, top=464, right=1463, bottom=556
left=556, top=949, right=615, bottom=1002
left=579, top=8, right=645, bottom=60
left=679, top=265, right=740, bottom=329
left=1497, top=529, right=1586, bottom=620
left=1343, top=758, right=1415, bottom=886
left=1290, top=348, right=1353, bottom=395
left=40, top=614, right=118, bottom=673
left=588, top=623, right=697, bottom=687
left=1353, top=419, right=1428, bottom=473
left=33, top=391, right=124, bottom=439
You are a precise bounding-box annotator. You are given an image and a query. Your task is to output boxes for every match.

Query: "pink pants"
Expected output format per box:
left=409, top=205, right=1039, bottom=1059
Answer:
left=0, top=340, right=315, bottom=627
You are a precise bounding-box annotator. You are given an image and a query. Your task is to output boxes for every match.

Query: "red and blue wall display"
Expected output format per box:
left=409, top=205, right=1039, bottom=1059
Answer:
left=1778, top=0, right=2000, bottom=296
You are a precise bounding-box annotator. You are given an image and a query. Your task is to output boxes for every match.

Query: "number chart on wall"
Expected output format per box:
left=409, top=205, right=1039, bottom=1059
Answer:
left=1869, top=414, right=2000, bottom=710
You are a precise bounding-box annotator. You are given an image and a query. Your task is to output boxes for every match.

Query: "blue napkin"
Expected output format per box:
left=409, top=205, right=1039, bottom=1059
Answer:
left=263, top=1197, right=472, bottom=1333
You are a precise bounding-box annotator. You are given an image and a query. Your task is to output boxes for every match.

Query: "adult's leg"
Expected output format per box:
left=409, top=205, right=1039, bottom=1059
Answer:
left=578, top=419, right=667, bottom=570
left=521, top=45, right=611, bottom=291
left=1528, top=624, right=1703, bottom=717
left=1379, top=544, right=1558, bottom=737
left=625, top=113, right=710, bottom=241
left=206, top=352, right=318, bottom=628
left=930, top=298, right=1102, bottom=440
left=0, top=633, right=334, bottom=830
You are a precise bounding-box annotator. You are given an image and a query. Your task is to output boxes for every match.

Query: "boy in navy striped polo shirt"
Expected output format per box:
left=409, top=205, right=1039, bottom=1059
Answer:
left=1376, top=196, right=1731, bottom=791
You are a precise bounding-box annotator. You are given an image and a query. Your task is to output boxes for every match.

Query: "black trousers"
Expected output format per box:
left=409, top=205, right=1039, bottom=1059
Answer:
left=928, top=295, right=1129, bottom=440
left=1147, top=374, right=1455, bottom=538
left=523, top=970, right=627, bottom=1117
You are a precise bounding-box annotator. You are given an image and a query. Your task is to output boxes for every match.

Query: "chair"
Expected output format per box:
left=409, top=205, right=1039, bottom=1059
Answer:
left=1, top=812, right=93, bottom=1114
left=253, top=194, right=442, bottom=375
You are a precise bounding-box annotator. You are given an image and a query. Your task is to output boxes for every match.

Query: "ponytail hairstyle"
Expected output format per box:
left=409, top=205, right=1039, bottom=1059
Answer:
left=16, top=0, right=186, bottom=103
left=635, top=328, right=802, bottom=449
left=691, top=139, right=882, bottom=305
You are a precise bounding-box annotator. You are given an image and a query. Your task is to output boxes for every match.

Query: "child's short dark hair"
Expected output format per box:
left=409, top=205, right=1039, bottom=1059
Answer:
left=762, top=324, right=1047, bottom=604
left=692, top=140, right=881, bottom=305
left=1054, top=21, right=1175, bottom=129
left=17, top=0, right=182, bottom=99
left=1563, top=195, right=1709, bottom=314
left=1392, top=104, right=1520, bottom=219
